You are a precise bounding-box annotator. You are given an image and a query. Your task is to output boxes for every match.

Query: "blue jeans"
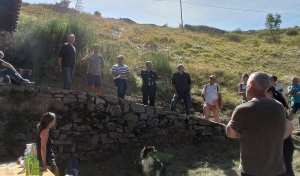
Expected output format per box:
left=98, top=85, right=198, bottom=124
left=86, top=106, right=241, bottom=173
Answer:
left=170, top=93, right=191, bottom=115
left=0, top=68, right=24, bottom=83
left=63, top=67, right=75, bottom=90
left=114, top=78, right=127, bottom=98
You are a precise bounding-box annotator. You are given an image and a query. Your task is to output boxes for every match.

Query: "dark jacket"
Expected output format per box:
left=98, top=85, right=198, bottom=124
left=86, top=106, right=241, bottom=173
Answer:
left=141, top=69, right=158, bottom=91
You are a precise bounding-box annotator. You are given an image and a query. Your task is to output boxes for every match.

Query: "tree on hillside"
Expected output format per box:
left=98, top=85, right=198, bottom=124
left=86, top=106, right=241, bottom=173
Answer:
left=53, top=0, right=71, bottom=13
left=265, top=13, right=282, bottom=43
left=74, top=0, right=84, bottom=16
left=94, top=11, right=101, bottom=17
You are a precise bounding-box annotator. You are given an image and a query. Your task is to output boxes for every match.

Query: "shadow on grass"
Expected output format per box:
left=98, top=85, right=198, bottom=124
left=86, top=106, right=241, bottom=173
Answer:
left=75, top=139, right=240, bottom=176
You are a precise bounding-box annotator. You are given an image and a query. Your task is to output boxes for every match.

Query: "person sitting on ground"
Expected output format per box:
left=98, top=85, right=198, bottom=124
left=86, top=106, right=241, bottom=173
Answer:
left=202, top=75, right=222, bottom=123
left=9, top=68, right=32, bottom=85
left=271, top=75, right=286, bottom=99
left=238, top=74, right=249, bottom=103
left=0, top=51, right=34, bottom=85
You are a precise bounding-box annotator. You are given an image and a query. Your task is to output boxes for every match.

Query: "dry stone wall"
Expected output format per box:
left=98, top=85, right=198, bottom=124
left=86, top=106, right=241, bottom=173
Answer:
left=0, top=84, right=226, bottom=160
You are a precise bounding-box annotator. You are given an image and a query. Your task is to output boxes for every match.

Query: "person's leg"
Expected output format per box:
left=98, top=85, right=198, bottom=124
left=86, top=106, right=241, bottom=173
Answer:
left=2, top=68, right=25, bottom=83
left=283, top=137, right=295, bottom=176
left=122, top=79, right=128, bottom=98
left=211, top=105, right=220, bottom=123
left=289, top=103, right=298, bottom=121
left=114, top=78, right=123, bottom=98
left=170, top=94, right=180, bottom=112
left=2, top=75, right=11, bottom=84
left=149, top=89, right=156, bottom=106
left=22, top=71, right=31, bottom=80
left=94, top=75, right=101, bottom=95
left=142, top=88, right=149, bottom=105
left=69, top=67, right=75, bottom=90
left=284, top=151, right=295, bottom=176
left=47, top=159, right=59, bottom=176
left=87, top=73, right=95, bottom=93
left=63, top=67, right=71, bottom=90
left=89, top=85, right=95, bottom=94
left=183, top=93, right=191, bottom=115
left=203, top=104, right=211, bottom=120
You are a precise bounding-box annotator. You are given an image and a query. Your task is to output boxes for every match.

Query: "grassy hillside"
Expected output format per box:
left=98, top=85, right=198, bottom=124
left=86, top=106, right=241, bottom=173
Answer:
left=1, top=3, right=300, bottom=175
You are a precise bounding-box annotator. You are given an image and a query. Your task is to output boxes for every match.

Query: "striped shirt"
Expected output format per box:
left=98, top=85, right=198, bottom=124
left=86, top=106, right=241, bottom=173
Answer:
left=111, top=64, right=130, bottom=79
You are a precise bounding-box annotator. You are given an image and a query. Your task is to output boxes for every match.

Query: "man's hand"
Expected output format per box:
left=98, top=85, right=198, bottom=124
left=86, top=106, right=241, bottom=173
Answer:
left=173, top=93, right=178, bottom=97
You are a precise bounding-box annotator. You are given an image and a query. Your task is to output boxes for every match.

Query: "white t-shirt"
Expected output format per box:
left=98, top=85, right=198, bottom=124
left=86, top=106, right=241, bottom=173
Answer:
left=274, top=83, right=285, bottom=98
left=202, top=84, right=221, bottom=105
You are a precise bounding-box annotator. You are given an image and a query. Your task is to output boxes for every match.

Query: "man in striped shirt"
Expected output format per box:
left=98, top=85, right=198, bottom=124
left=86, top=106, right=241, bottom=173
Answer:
left=111, top=55, right=130, bottom=98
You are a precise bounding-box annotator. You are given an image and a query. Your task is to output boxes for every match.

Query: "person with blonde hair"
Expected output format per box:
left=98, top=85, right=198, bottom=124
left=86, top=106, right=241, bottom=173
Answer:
left=36, top=112, right=59, bottom=176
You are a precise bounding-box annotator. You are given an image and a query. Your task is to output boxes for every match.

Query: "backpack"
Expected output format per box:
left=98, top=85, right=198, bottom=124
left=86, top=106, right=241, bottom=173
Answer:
left=65, top=157, right=79, bottom=176
left=203, top=84, right=220, bottom=95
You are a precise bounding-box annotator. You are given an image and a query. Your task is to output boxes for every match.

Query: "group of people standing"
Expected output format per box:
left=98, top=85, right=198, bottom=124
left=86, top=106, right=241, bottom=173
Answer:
left=57, top=34, right=226, bottom=124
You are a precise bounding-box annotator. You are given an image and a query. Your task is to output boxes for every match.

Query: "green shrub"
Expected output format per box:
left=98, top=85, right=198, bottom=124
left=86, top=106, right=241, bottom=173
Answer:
left=141, top=52, right=173, bottom=77
left=286, top=29, right=299, bottom=36
left=226, top=33, right=242, bottom=42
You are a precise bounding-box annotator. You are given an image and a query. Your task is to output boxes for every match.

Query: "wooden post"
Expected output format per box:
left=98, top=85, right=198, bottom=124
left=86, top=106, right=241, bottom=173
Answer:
left=180, top=0, right=184, bottom=31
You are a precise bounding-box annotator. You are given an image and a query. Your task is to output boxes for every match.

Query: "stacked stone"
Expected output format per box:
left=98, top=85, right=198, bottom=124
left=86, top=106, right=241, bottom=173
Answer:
left=0, top=83, right=226, bottom=160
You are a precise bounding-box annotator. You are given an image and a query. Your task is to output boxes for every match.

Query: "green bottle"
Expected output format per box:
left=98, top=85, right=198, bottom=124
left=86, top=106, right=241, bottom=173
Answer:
left=25, top=154, right=32, bottom=176
left=30, top=156, right=40, bottom=176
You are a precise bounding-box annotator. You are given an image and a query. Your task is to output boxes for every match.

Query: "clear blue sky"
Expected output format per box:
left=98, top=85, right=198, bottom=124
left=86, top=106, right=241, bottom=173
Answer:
left=24, top=0, right=300, bottom=31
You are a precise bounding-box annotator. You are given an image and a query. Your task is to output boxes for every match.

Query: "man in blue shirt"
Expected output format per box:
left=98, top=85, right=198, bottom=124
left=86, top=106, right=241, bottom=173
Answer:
left=287, top=76, right=300, bottom=122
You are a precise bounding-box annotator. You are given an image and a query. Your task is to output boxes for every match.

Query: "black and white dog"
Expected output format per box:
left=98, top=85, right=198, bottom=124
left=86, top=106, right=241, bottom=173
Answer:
left=140, top=146, right=166, bottom=176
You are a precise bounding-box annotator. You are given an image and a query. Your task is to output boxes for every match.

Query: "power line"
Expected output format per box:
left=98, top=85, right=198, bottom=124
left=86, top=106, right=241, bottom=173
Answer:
left=152, top=0, right=300, bottom=15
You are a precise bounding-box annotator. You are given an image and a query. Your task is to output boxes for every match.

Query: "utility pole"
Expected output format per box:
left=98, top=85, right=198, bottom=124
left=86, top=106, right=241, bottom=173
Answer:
left=180, top=0, right=184, bottom=30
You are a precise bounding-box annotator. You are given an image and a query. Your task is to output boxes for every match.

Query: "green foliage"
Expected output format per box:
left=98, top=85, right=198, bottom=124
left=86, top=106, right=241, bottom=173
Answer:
left=141, top=52, right=173, bottom=77
left=4, top=90, right=35, bottom=105
left=286, top=29, right=299, bottom=36
left=252, top=39, right=261, bottom=47
left=93, top=11, right=101, bottom=16
left=233, top=28, right=242, bottom=34
left=184, top=24, right=226, bottom=35
left=226, top=33, right=242, bottom=42
left=265, top=13, right=282, bottom=43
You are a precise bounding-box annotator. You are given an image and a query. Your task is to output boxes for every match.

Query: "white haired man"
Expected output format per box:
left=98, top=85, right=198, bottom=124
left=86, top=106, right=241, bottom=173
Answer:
left=226, top=72, right=294, bottom=176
